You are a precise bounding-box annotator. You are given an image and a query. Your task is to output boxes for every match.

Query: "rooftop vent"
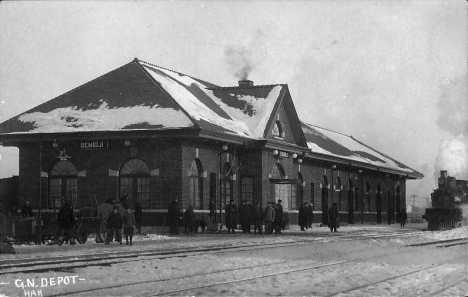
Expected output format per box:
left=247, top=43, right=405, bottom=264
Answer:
left=238, top=80, right=254, bottom=87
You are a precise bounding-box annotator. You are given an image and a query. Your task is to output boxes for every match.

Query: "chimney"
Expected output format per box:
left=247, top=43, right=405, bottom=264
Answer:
left=440, top=170, right=448, bottom=178
left=238, top=80, right=253, bottom=87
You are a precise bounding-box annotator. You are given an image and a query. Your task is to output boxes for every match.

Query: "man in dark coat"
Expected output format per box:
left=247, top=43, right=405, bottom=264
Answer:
left=298, top=202, right=308, bottom=231
left=184, top=205, right=196, bottom=235
left=264, top=202, right=275, bottom=235
left=307, top=202, right=314, bottom=228
left=239, top=200, right=253, bottom=234
left=274, top=200, right=284, bottom=234
left=225, top=199, right=237, bottom=234
left=253, top=202, right=263, bottom=235
left=387, top=208, right=393, bottom=225
left=21, top=202, right=34, bottom=217
left=398, top=208, right=408, bottom=227
left=328, top=203, right=339, bottom=233
left=209, top=199, right=216, bottom=223
left=105, top=205, right=123, bottom=244
left=134, top=200, right=142, bottom=234
left=57, top=203, right=76, bottom=245
left=168, top=199, right=180, bottom=235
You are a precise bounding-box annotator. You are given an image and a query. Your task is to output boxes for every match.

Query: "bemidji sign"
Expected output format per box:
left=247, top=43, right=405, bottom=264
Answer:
left=79, top=141, right=108, bottom=150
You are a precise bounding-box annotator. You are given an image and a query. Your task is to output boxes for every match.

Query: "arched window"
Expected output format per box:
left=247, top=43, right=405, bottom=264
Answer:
left=189, top=159, right=203, bottom=209
left=272, top=121, right=283, bottom=138
left=271, top=163, right=286, bottom=179
left=120, top=158, right=151, bottom=208
left=49, top=161, right=78, bottom=208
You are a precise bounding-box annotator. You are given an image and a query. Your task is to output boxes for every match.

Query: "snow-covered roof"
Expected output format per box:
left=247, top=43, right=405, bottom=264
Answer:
left=0, top=58, right=422, bottom=178
left=0, top=59, right=286, bottom=140
left=302, top=122, right=420, bottom=176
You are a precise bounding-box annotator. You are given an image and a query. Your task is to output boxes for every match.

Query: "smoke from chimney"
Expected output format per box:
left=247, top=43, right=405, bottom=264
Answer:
left=225, top=45, right=254, bottom=81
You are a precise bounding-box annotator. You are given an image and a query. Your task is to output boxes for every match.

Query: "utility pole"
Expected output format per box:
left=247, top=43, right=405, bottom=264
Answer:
left=425, top=196, right=431, bottom=208
left=411, top=194, right=417, bottom=207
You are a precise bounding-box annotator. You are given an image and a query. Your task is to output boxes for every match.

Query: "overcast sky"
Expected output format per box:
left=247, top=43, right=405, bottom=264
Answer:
left=0, top=1, right=466, bottom=207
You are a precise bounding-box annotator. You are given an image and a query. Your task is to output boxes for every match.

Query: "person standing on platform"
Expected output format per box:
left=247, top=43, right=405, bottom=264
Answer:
left=264, top=202, right=275, bottom=235
left=57, top=203, right=76, bottom=246
left=298, top=202, right=308, bottom=231
left=387, top=208, right=393, bottom=225
left=123, top=208, right=135, bottom=245
left=225, top=199, right=237, bottom=234
left=106, top=205, right=123, bottom=244
left=134, top=200, right=142, bottom=234
left=168, top=199, right=180, bottom=235
left=184, top=205, right=196, bottom=235
left=274, top=200, right=284, bottom=234
left=209, top=199, right=216, bottom=223
left=21, top=201, right=34, bottom=217
left=328, top=203, right=339, bottom=233
left=253, top=202, right=263, bottom=235
left=398, top=208, right=407, bottom=227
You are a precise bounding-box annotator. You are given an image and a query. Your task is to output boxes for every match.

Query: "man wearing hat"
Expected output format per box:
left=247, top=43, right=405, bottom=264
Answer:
left=105, top=205, right=123, bottom=244
left=21, top=201, right=34, bottom=217
left=225, top=199, right=237, bottom=234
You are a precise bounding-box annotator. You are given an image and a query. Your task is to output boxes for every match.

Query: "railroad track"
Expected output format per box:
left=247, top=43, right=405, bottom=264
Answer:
left=3, top=229, right=464, bottom=296
left=0, top=229, right=424, bottom=275
left=53, top=239, right=466, bottom=297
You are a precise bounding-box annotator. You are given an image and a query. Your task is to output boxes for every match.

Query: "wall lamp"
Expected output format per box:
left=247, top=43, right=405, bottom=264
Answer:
left=292, top=153, right=298, bottom=159
left=297, top=158, right=303, bottom=163
left=272, top=149, right=279, bottom=156
left=358, top=169, right=363, bottom=174
left=52, top=140, right=58, bottom=149
left=222, top=144, right=228, bottom=151
left=332, top=164, right=337, bottom=170
left=124, top=140, right=131, bottom=146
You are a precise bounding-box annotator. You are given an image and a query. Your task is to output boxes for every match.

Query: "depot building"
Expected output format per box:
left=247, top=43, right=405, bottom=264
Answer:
left=0, top=58, right=423, bottom=227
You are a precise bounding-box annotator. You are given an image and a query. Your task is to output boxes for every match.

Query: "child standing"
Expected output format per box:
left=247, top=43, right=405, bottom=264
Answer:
left=123, top=208, right=136, bottom=245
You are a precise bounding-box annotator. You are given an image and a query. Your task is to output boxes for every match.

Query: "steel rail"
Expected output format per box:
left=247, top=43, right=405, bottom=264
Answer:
left=0, top=229, right=424, bottom=274
left=46, top=235, right=432, bottom=297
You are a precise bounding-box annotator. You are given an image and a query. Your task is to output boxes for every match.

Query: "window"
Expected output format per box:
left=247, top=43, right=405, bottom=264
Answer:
left=271, top=163, right=286, bottom=179
left=119, top=158, right=151, bottom=208
left=221, top=162, right=232, bottom=209
left=274, top=183, right=297, bottom=211
left=272, top=121, right=283, bottom=138
left=49, top=161, right=78, bottom=208
left=209, top=173, right=216, bottom=209
left=189, top=159, right=203, bottom=209
left=310, top=183, right=315, bottom=210
left=241, top=176, right=254, bottom=204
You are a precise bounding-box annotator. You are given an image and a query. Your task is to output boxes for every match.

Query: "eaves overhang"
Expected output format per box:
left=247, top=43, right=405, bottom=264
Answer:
left=0, top=128, right=202, bottom=147
left=304, top=151, right=424, bottom=180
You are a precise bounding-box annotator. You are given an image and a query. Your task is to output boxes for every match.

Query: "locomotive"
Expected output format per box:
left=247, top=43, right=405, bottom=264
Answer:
left=424, top=170, right=468, bottom=231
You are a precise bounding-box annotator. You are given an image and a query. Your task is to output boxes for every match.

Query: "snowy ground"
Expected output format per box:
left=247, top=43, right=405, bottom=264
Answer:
left=1, top=223, right=467, bottom=297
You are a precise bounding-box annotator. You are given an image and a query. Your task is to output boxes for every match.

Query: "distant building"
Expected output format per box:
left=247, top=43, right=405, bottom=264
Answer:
left=0, top=58, right=423, bottom=225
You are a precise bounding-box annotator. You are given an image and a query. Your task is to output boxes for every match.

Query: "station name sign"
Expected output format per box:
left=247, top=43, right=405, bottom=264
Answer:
left=79, top=141, right=108, bottom=150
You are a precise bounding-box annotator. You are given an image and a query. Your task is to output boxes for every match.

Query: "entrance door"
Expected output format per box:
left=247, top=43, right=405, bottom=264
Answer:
left=119, top=159, right=150, bottom=208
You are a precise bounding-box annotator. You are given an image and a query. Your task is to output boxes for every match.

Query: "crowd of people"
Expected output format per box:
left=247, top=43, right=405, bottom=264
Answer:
left=14, top=196, right=409, bottom=247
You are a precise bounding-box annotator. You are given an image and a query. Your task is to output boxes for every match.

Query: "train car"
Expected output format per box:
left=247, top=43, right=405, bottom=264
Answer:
left=423, top=170, right=468, bottom=231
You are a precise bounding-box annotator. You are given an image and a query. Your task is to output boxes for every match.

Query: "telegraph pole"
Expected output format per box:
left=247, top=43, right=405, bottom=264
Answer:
left=411, top=194, right=417, bottom=207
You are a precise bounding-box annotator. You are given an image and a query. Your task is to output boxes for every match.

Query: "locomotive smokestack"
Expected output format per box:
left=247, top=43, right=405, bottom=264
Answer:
left=440, top=170, right=448, bottom=178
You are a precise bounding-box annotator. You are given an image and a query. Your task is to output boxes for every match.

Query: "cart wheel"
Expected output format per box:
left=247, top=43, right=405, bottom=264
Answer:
left=99, top=221, right=108, bottom=243
left=76, top=223, right=88, bottom=244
